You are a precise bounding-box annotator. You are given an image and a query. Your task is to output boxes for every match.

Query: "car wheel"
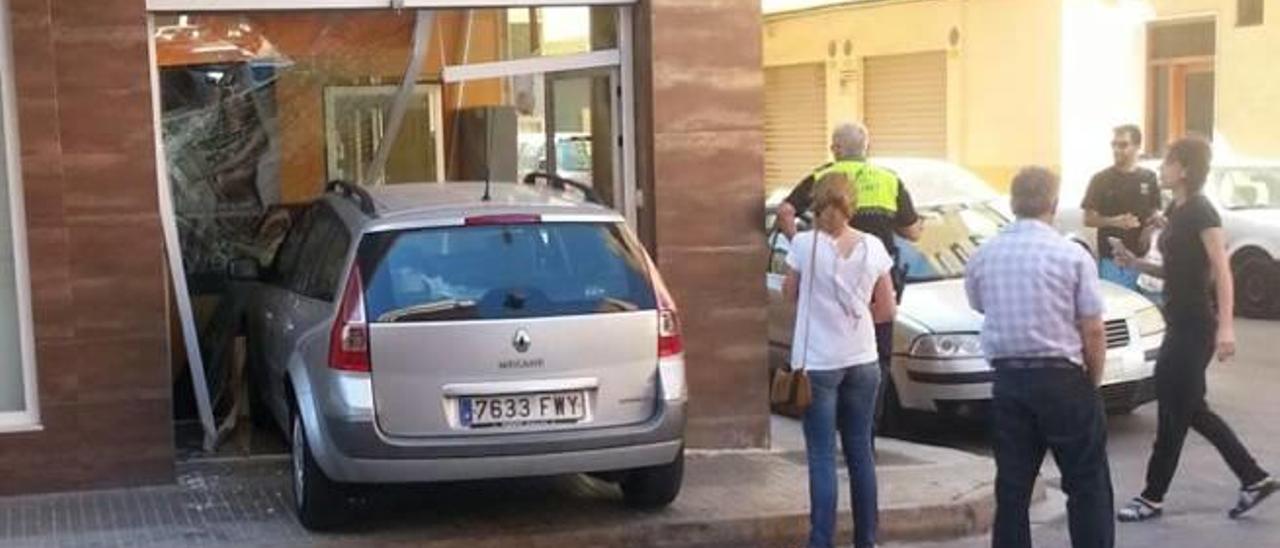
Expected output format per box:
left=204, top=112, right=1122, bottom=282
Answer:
left=243, top=332, right=275, bottom=433
left=620, top=448, right=684, bottom=509
left=1233, top=249, right=1280, bottom=319
left=291, top=411, right=348, bottom=530
left=248, top=384, right=274, bottom=431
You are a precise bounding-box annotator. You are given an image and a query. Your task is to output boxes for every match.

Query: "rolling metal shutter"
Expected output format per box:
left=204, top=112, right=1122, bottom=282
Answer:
left=764, top=63, right=827, bottom=190
left=864, top=52, right=947, bottom=158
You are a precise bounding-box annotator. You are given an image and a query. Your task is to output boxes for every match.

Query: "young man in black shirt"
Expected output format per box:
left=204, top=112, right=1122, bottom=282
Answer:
left=1081, top=125, right=1162, bottom=301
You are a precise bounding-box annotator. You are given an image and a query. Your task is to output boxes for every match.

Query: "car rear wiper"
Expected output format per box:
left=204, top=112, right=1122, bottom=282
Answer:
left=597, top=297, right=640, bottom=312
left=378, top=299, right=478, bottom=322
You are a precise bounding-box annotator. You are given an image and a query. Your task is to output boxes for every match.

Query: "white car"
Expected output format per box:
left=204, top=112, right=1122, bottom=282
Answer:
left=1057, top=160, right=1280, bottom=318
left=766, top=158, right=1164, bottom=428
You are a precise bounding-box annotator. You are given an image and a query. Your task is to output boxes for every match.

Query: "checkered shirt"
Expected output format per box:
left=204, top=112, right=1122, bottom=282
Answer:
left=964, top=219, right=1105, bottom=365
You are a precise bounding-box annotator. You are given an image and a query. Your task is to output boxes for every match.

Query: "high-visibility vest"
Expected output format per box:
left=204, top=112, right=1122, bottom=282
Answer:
left=812, top=160, right=900, bottom=214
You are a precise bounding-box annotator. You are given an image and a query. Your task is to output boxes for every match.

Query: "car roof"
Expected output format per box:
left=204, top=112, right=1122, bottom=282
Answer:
left=868, top=157, right=1001, bottom=207
left=763, top=157, right=1002, bottom=210
left=327, top=182, right=623, bottom=231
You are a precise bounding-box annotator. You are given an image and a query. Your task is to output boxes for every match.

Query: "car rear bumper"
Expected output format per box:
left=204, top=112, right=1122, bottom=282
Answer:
left=319, top=438, right=683, bottom=484
left=307, top=399, right=686, bottom=483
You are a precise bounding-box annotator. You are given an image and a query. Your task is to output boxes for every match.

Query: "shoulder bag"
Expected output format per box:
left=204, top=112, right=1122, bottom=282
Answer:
left=771, top=230, right=820, bottom=417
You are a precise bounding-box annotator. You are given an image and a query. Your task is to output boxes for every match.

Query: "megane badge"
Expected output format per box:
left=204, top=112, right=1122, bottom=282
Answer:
left=513, top=329, right=532, bottom=353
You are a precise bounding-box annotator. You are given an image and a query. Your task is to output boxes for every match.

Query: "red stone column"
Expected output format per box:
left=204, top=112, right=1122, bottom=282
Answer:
left=639, top=0, right=769, bottom=448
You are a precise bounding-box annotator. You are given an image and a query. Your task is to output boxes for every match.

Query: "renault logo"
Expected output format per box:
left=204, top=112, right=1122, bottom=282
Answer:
left=513, top=329, right=532, bottom=353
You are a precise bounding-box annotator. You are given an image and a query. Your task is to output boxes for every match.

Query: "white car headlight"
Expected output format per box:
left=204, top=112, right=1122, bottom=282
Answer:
left=910, top=334, right=984, bottom=359
left=1135, top=306, right=1166, bottom=338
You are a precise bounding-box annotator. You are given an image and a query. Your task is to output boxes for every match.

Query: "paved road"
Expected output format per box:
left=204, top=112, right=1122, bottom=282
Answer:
left=888, top=318, right=1280, bottom=547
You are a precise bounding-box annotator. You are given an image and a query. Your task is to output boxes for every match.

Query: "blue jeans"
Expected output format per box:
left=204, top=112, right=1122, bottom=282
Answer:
left=803, top=363, right=881, bottom=548
left=1099, top=258, right=1162, bottom=305
left=992, top=366, right=1114, bottom=548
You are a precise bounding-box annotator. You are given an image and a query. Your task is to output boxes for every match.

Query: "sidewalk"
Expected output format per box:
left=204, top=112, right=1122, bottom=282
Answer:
left=0, top=417, right=1010, bottom=547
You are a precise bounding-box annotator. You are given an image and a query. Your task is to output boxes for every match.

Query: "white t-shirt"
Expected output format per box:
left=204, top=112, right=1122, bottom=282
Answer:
left=786, top=229, right=893, bottom=371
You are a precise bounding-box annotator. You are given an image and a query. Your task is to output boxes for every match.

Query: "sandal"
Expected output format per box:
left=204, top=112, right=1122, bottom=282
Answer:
left=1229, top=476, right=1278, bottom=519
left=1117, top=497, right=1163, bottom=522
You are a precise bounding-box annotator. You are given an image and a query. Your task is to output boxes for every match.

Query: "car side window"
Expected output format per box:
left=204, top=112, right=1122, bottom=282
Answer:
left=270, top=206, right=315, bottom=287
left=291, top=207, right=349, bottom=300
left=301, top=210, right=352, bottom=302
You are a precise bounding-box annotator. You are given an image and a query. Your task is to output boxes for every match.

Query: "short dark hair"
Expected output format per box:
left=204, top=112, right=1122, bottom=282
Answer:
left=1114, top=124, right=1143, bottom=147
left=1010, top=166, right=1060, bottom=219
left=1166, top=136, right=1213, bottom=193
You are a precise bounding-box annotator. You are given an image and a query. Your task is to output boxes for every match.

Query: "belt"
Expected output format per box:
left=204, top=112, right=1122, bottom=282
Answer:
left=990, top=357, right=1081, bottom=371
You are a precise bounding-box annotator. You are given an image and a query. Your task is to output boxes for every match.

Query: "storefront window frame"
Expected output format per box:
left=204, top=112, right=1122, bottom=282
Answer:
left=146, top=1, right=636, bottom=12
left=323, top=83, right=448, bottom=184
left=145, top=0, right=640, bottom=449
left=0, top=1, right=43, bottom=433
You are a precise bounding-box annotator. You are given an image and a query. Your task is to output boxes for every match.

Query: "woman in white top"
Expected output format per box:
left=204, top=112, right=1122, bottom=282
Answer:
left=784, top=172, right=897, bottom=548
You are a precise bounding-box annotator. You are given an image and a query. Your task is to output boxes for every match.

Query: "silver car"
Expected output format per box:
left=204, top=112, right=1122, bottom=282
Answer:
left=766, top=159, right=1164, bottom=430
left=229, top=181, right=686, bottom=529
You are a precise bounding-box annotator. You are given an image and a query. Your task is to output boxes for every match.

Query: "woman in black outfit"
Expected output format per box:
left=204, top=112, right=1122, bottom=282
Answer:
left=1113, top=136, right=1276, bottom=522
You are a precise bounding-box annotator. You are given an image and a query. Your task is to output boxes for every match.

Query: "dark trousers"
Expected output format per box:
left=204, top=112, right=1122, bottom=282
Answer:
left=992, top=366, right=1114, bottom=548
left=1140, top=319, right=1268, bottom=502
left=873, top=322, right=893, bottom=427
left=873, top=262, right=905, bottom=433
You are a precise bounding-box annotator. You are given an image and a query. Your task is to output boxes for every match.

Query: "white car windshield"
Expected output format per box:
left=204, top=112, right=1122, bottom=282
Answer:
left=897, top=202, right=1009, bottom=282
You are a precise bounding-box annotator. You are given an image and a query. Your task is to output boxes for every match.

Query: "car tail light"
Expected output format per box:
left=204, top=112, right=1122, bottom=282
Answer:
left=464, top=214, right=541, bottom=226
left=328, top=267, right=371, bottom=372
left=652, top=269, right=684, bottom=358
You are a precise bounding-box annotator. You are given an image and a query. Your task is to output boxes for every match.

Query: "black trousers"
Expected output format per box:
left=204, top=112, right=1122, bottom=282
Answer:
left=992, top=365, right=1114, bottom=548
left=873, top=322, right=893, bottom=431
left=1140, top=319, right=1268, bottom=502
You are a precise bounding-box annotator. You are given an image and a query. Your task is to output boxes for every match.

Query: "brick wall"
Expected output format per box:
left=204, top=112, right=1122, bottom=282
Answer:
left=0, top=0, right=172, bottom=494
left=643, top=0, right=770, bottom=448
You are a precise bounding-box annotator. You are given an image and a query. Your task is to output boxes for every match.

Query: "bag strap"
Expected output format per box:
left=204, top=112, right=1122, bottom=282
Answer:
left=798, top=228, right=820, bottom=371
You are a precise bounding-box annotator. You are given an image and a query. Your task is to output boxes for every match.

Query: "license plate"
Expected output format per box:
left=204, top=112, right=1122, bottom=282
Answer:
left=459, top=391, right=587, bottom=427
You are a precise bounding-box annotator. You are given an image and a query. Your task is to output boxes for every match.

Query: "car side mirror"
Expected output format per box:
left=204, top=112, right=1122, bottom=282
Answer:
left=228, top=257, right=262, bottom=281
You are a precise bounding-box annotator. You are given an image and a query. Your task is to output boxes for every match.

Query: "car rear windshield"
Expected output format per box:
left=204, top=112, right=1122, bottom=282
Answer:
left=357, top=222, right=656, bottom=323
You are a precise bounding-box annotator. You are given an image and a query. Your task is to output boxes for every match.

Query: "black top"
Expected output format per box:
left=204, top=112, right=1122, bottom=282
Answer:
left=1159, top=193, right=1222, bottom=322
left=781, top=164, right=920, bottom=256
left=1081, top=166, right=1161, bottom=259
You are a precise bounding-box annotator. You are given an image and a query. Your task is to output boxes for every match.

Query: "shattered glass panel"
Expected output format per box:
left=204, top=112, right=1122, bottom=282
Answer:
left=156, top=11, right=415, bottom=291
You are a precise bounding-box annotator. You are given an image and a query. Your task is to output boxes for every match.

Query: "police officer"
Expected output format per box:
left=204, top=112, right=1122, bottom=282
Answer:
left=776, top=122, right=923, bottom=426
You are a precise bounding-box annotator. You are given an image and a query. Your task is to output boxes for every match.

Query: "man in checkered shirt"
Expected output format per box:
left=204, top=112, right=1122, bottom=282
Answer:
left=965, top=167, right=1113, bottom=548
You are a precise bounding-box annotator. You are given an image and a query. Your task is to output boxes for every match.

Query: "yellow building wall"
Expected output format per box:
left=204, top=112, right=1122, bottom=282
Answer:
left=960, top=0, right=1063, bottom=191
left=1148, top=0, right=1280, bottom=159
left=1058, top=0, right=1151, bottom=203
left=763, top=0, right=1064, bottom=193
